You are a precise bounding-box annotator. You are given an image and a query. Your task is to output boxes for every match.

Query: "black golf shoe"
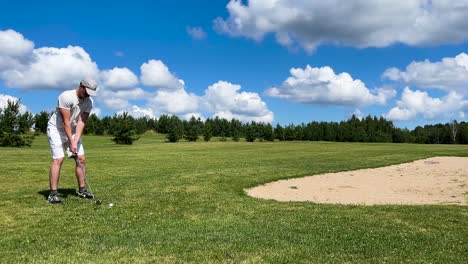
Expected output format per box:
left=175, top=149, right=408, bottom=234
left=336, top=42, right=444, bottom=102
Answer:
left=48, top=193, right=64, bottom=205
left=77, top=190, right=94, bottom=199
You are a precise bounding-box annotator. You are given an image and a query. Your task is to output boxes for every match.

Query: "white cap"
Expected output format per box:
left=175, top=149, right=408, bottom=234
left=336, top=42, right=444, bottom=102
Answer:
left=80, top=78, right=98, bottom=96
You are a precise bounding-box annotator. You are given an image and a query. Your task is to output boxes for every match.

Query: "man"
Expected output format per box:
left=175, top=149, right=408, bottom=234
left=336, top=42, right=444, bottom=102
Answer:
left=46, top=78, right=98, bottom=205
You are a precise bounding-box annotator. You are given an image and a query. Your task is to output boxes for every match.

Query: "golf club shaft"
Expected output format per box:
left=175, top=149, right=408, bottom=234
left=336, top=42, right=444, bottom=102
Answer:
left=74, top=155, right=97, bottom=202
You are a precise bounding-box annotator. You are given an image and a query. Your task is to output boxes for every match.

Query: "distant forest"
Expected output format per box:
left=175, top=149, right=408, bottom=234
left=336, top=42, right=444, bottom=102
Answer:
left=33, top=110, right=468, bottom=144
left=2, top=98, right=467, bottom=146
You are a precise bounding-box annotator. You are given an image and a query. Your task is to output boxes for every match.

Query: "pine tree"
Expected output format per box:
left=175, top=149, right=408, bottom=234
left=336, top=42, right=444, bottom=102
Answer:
left=245, top=123, right=256, bottom=142
left=203, top=120, right=213, bottom=141
left=167, top=115, right=184, bottom=142
left=184, top=116, right=200, bottom=141
left=456, top=122, right=468, bottom=144
left=111, top=112, right=140, bottom=144
left=157, top=115, right=171, bottom=134
left=33, top=111, right=50, bottom=133
left=274, top=124, right=285, bottom=141
left=230, top=119, right=242, bottom=142
left=284, top=124, right=296, bottom=141
left=84, top=113, right=102, bottom=135
left=263, top=123, right=274, bottom=141
left=0, top=99, right=35, bottom=147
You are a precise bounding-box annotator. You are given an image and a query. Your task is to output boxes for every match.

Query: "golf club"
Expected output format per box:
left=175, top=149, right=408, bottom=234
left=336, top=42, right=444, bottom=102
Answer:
left=72, top=153, right=101, bottom=205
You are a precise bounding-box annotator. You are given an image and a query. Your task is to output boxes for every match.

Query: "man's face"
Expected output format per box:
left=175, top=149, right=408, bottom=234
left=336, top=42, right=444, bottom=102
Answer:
left=80, top=85, right=90, bottom=98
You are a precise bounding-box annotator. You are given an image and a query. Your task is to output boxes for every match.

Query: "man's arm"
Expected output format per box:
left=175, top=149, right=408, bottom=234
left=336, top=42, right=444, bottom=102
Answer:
left=59, top=108, right=76, bottom=153
left=74, top=112, right=90, bottom=148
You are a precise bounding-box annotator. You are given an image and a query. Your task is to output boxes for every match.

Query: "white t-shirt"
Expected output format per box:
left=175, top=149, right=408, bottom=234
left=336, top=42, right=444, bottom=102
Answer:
left=48, top=89, right=93, bottom=129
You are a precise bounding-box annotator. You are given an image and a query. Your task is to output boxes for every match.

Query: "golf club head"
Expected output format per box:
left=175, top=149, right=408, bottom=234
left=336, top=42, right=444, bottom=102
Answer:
left=95, top=200, right=102, bottom=205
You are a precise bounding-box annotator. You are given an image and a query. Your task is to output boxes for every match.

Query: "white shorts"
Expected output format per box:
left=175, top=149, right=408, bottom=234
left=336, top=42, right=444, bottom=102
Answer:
left=47, top=124, right=84, bottom=159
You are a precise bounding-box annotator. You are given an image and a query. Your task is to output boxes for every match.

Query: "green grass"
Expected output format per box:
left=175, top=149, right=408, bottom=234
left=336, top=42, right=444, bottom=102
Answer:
left=1, top=134, right=467, bottom=263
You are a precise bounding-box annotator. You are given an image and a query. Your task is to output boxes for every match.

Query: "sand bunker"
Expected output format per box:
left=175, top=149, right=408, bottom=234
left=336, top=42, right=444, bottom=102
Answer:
left=246, top=157, right=468, bottom=205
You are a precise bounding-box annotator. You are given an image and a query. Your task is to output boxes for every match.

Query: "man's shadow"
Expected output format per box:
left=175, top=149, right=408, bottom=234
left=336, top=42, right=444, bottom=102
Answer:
left=38, top=189, right=76, bottom=199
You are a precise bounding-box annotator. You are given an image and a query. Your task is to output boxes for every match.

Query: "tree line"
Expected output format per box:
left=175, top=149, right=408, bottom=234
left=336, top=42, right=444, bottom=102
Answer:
left=1, top=99, right=467, bottom=146
left=32, top=108, right=468, bottom=145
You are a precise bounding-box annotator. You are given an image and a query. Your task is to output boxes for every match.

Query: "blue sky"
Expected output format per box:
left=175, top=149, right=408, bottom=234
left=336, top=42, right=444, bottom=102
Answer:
left=1, top=0, right=467, bottom=128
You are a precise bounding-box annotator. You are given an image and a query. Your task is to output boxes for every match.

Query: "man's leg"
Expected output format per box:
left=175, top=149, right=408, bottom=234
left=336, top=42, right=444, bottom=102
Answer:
left=48, top=157, right=65, bottom=204
left=76, top=153, right=93, bottom=199
left=47, top=124, right=66, bottom=196
left=75, top=155, right=86, bottom=191
left=49, top=158, right=64, bottom=191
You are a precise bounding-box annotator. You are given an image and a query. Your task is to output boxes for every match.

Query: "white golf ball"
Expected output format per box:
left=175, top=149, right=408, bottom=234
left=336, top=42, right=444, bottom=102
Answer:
left=109, top=203, right=113, bottom=207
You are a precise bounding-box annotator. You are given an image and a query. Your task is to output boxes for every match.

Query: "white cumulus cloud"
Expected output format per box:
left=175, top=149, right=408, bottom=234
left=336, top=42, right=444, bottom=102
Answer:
left=1, top=45, right=99, bottom=89
left=181, top=112, right=204, bottom=121
left=149, top=89, right=199, bottom=115
left=91, top=107, right=101, bottom=117
left=203, top=80, right=274, bottom=123
left=98, top=96, right=131, bottom=111
left=383, top=53, right=468, bottom=95
left=0, top=29, right=99, bottom=90
left=140, top=59, right=184, bottom=90
left=117, top=105, right=156, bottom=118
left=385, top=87, right=467, bottom=121
left=110, top=89, right=201, bottom=119
left=100, top=67, right=139, bottom=90
left=0, top=29, right=34, bottom=71
left=0, top=29, right=34, bottom=57
left=265, top=65, right=396, bottom=107
left=187, top=26, right=207, bottom=40
left=0, top=94, right=28, bottom=113
left=97, top=87, right=149, bottom=110
left=214, top=0, right=468, bottom=52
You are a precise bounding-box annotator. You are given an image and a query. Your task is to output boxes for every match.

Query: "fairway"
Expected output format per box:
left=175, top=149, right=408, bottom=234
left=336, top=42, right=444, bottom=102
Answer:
left=1, top=134, right=468, bottom=263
